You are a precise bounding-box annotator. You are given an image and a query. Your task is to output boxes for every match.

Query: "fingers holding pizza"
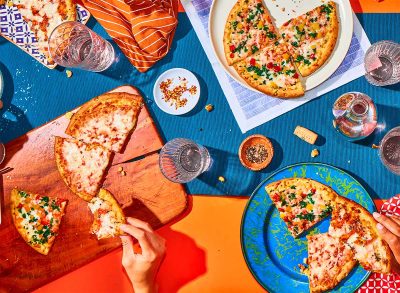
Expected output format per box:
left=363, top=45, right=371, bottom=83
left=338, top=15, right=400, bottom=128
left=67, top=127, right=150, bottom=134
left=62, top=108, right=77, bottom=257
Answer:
left=373, top=212, right=400, bottom=273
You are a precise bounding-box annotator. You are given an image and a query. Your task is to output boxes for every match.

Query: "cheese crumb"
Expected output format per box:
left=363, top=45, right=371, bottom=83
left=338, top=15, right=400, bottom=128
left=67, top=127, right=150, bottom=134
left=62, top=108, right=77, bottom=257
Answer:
left=65, top=111, right=73, bottom=120
left=6, top=0, right=13, bottom=7
left=121, top=171, right=127, bottom=176
left=205, top=104, right=214, bottom=112
left=66, top=70, right=73, bottom=78
left=118, top=167, right=123, bottom=172
left=218, top=176, right=225, bottom=183
left=311, top=149, right=319, bottom=158
left=372, top=144, right=380, bottom=149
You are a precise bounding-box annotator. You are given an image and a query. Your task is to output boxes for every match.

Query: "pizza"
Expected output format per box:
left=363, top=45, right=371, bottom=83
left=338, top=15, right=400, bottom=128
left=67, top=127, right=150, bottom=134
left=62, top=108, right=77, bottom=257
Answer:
left=88, top=189, right=126, bottom=240
left=307, top=233, right=357, bottom=293
left=234, top=41, right=304, bottom=98
left=10, top=189, right=67, bottom=255
left=279, top=2, right=339, bottom=77
left=65, top=92, right=143, bottom=153
left=224, top=0, right=278, bottom=65
left=329, top=196, right=392, bottom=274
left=54, top=137, right=112, bottom=202
left=13, top=0, right=77, bottom=64
left=266, top=178, right=337, bottom=237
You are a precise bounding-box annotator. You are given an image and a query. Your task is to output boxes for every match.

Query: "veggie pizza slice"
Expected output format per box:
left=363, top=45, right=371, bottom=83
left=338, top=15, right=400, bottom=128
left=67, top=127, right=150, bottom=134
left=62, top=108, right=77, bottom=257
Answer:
left=224, top=0, right=278, bottom=65
left=265, top=178, right=337, bottom=237
left=11, top=189, right=67, bottom=255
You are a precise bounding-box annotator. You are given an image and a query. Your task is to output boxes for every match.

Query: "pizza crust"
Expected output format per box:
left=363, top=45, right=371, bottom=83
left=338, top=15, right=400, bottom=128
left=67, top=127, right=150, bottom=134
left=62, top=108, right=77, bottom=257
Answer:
left=65, top=92, right=143, bottom=153
left=64, top=0, right=77, bottom=21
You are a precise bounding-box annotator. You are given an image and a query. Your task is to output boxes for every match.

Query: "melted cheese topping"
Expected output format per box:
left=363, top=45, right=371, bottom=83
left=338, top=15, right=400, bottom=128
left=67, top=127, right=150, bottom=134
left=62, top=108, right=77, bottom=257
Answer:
left=88, top=197, right=120, bottom=239
left=62, top=139, right=110, bottom=196
left=74, top=109, right=135, bottom=152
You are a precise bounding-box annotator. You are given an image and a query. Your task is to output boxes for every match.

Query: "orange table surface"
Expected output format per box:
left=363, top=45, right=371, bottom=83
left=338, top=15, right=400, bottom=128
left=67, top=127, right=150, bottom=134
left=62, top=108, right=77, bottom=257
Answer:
left=35, top=1, right=397, bottom=292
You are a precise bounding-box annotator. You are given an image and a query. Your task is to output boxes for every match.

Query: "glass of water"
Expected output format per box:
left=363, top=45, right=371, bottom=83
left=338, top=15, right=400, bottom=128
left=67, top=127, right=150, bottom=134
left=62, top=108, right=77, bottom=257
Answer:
left=364, top=40, right=400, bottom=86
left=159, top=138, right=212, bottom=183
left=48, top=21, right=115, bottom=72
left=379, top=126, right=400, bottom=175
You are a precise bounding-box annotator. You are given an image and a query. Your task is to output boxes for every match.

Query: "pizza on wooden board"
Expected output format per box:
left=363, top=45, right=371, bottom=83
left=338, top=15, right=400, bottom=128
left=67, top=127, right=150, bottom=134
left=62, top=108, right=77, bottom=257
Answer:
left=234, top=41, right=304, bottom=98
left=329, top=196, right=392, bottom=274
left=54, top=136, right=112, bottom=202
left=10, top=189, right=67, bottom=255
left=279, top=2, right=339, bottom=77
left=13, top=0, right=77, bottom=63
left=65, top=92, right=143, bottom=153
left=224, top=0, right=278, bottom=65
left=307, top=233, right=357, bottom=293
left=88, top=189, right=126, bottom=240
left=265, top=178, right=337, bottom=237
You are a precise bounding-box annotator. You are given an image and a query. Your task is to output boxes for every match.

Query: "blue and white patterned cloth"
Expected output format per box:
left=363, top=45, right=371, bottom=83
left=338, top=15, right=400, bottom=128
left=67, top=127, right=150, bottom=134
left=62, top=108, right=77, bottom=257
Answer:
left=182, top=0, right=371, bottom=133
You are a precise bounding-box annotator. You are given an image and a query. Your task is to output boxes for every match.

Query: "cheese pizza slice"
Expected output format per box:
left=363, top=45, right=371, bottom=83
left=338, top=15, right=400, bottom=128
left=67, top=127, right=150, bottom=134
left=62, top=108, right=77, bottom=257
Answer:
left=54, top=137, right=112, bottom=202
left=234, top=41, right=304, bottom=98
left=11, top=189, right=67, bottom=255
left=224, top=0, right=278, bottom=65
left=329, top=196, right=392, bottom=274
left=13, top=0, right=76, bottom=64
left=65, top=92, right=143, bottom=153
left=88, top=189, right=126, bottom=240
left=279, top=2, right=339, bottom=77
left=266, top=178, right=337, bottom=237
left=307, top=233, right=357, bottom=293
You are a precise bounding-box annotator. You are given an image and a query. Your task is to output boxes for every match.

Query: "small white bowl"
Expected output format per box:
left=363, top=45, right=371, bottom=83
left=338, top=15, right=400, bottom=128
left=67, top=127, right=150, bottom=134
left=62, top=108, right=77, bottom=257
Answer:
left=153, top=68, right=200, bottom=115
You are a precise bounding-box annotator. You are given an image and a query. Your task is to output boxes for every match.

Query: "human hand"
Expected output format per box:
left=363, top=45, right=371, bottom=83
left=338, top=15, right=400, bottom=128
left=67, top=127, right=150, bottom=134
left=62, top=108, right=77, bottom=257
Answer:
left=373, top=212, right=400, bottom=274
left=120, top=218, right=166, bottom=293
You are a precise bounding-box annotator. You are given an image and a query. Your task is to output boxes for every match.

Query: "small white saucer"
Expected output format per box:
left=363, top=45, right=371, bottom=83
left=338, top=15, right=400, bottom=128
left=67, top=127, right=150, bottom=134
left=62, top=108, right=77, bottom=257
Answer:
left=153, top=68, right=200, bottom=115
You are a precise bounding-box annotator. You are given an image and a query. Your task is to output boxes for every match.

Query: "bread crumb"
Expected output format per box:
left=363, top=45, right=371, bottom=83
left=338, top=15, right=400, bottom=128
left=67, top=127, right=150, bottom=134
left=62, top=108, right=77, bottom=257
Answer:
left=66, top=70, right=73, bottom=78
left=6, top=0, right=13, bottom=7
left=294, top=126, right=318, bottom=145
left=121, top=171, right=127, bottom=176
left=311, top=149, right=319, bottom=158
left=372, top=144, right=380, bottom=149
left=65, top=111, right=73, bottom=120
left=218, top=176, right=225, bottom=183
left=205, top=104, right=214, bottom=112
left=118, top=167, right=123, bottom=172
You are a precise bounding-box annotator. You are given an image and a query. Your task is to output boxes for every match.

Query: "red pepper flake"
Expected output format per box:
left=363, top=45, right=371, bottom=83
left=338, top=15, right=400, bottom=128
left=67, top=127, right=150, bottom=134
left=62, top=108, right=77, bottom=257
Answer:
left=293, top=72, right=299, bottom=78
left=250, top=58, right=256, bottom=66
left=273, top=65, right=281, bottom=72
left=267, top=62, right=274, bottom=69
left=159, top=77, right=198, bottom=110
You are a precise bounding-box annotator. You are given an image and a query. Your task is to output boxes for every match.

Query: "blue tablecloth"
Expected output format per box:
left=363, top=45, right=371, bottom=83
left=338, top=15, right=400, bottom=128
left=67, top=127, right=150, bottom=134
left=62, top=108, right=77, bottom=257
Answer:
left=0, top=13, right=399, bottom=198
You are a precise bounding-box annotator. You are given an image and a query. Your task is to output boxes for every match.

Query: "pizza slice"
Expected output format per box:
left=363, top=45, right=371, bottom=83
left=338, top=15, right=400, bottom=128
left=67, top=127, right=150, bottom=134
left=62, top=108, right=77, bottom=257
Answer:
left=234, top=41, right=304, bottom=98
left=329, top=196, right=392, bottom=274
left=279, top=2, right=339, bottom=76
left=88, top=189, right=126, bottom=240
left=307, top=233, right=357, bottom=293
left=266, top=178, right=337, bottom=237
left=65, top=92, right=143, bottom=153
left=224, top=0, right=278, bottom=65
left=10, top=189, right=67, bottom=255
left=54, top=137, right=112, bottom=202
left=13, top=0, right=77, bottom=64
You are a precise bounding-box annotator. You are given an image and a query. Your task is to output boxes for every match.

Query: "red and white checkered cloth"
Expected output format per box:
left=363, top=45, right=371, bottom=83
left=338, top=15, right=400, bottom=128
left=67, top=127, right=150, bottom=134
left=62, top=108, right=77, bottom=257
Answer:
left=358, top=195, right=400, bottom=293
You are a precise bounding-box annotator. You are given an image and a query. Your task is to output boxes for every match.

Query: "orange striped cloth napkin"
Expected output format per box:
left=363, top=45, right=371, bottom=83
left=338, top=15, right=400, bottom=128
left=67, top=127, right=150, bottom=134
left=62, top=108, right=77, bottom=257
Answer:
left=79, top=0, right=179, bottom=72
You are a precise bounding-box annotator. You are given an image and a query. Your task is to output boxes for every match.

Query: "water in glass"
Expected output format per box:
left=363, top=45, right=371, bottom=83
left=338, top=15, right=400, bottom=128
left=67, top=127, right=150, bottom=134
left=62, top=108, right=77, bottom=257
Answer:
left=48, top=21, right=115, bottom=72
left=159, top=138, right=211, bottom=183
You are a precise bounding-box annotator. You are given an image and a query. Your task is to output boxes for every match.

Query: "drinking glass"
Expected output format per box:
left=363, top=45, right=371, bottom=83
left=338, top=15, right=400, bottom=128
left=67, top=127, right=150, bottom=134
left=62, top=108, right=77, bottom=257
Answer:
left=364, top=41, right=400, bottom=86
left=159, top=138, right=212, bottom=183
left=48, top=21, right=115, bottom=72
left=379, top=126, right=400, bottom=175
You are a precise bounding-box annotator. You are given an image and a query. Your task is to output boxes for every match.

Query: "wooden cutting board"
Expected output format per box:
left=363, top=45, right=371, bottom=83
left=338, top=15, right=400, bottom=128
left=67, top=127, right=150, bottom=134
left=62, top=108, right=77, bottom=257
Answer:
left=0, top=85, right=188, bottom=292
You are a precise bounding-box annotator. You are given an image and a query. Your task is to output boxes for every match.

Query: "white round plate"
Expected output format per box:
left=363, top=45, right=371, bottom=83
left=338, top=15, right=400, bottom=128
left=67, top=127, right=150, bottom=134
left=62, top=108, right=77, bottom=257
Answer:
left=209, top=0, right=354, bottom=93
left=153, top=68, right=201, bottom=115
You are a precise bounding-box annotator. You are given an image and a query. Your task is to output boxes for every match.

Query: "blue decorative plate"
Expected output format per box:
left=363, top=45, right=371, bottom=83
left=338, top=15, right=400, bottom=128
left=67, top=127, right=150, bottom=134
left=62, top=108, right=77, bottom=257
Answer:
left=241, top=163, right=374, bottom=293
left=0, top=3, right=90, bottom=69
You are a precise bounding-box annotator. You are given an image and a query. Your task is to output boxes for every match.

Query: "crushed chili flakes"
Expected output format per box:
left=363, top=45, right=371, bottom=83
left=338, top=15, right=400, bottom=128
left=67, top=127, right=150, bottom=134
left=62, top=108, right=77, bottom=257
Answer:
left=245, top=144, right=268, bottom=164
left=159, top=77, right=198, bottom=110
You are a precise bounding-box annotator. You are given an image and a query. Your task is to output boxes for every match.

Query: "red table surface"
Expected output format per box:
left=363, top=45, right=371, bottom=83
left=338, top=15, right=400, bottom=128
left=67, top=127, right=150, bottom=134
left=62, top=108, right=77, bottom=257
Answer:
left=32, top=0, right=398, bottom=292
